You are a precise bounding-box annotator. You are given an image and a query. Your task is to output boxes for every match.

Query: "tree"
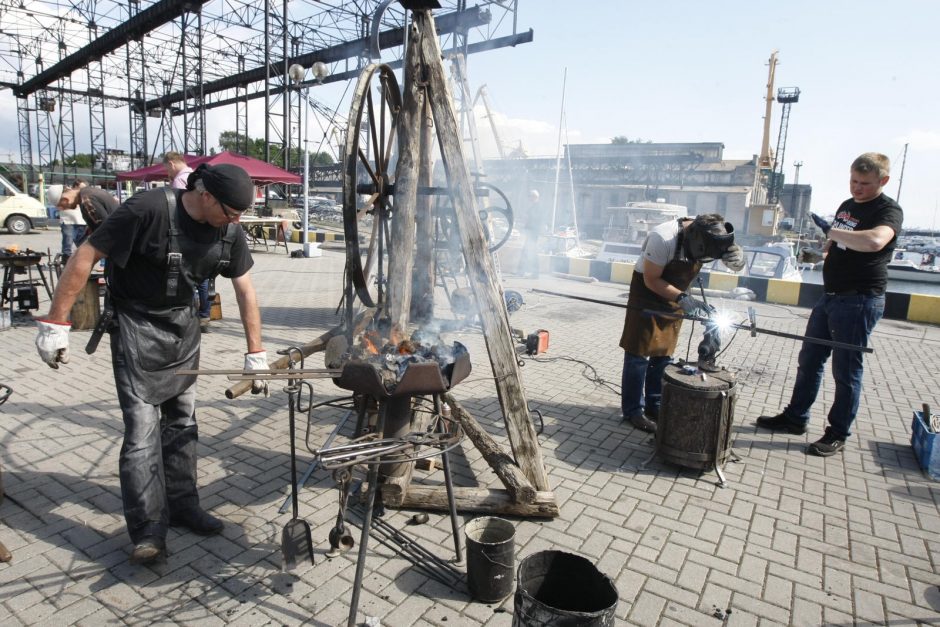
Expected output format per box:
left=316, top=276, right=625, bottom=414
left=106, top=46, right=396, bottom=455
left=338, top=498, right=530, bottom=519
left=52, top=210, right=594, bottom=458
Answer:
left=611, top=136, right=652, bottom=145
left=216, top=130, right=332, bottom=166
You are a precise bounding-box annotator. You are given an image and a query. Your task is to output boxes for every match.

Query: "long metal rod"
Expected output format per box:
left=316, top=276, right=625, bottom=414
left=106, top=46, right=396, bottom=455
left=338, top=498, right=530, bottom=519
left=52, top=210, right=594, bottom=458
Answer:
left=734, top=323, right=873, bottom=354
left=176, top=368, right=341, bottom=375
left=278, top=409, right=353, bottom=514
left=531, top=288, right=873, bottom=354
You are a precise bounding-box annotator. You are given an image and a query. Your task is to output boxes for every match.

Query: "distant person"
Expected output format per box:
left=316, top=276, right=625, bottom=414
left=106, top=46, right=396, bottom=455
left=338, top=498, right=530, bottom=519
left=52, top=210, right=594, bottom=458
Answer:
left=57, top=179, right=90, bottom=262
left=619, top=214, right=744, bottom=432
left=757, top=153, right=903, bottom=456
left=55, top=184, right=119, bottom=251
left=162, top=152, right=192, bottom=191
left=164, top=152, right=212, bottom=332
left=521, top=190, right=543, bottom=278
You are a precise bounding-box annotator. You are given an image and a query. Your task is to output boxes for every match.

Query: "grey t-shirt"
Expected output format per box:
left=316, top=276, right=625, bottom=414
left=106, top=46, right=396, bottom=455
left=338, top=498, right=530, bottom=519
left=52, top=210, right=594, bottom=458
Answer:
left=635, top=219, right=686, bottom=273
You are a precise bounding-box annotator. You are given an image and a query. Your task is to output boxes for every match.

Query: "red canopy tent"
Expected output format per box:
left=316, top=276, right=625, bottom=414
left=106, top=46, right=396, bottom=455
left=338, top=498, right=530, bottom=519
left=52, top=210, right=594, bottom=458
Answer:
left=115, top=151, right=301, bottom=186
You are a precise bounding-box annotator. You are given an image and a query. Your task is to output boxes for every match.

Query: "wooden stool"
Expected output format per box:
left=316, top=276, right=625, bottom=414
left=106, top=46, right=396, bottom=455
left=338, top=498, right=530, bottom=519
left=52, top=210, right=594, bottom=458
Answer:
left=70, top=278, right=100, bottom=330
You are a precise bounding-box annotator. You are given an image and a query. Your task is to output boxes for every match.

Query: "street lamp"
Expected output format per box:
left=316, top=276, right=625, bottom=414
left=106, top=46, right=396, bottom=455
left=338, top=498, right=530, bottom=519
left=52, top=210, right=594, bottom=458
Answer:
left=288, top=61, right=329, bottom=257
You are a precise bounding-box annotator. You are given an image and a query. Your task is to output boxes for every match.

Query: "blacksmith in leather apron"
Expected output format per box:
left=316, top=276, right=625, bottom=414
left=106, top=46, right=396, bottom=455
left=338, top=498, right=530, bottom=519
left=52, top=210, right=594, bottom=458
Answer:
left=35, top=162, right=265, bottom=564
left=619, top=216, right=737, bottom=432
left=110, top=188, right=239, bottom=544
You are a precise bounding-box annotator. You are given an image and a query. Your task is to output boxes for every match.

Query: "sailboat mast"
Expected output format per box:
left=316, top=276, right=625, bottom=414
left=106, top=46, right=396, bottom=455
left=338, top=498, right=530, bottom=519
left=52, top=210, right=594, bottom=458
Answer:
left=896, top=142, right=908, bottom=202
left=550, top=67, right=568, bottom=234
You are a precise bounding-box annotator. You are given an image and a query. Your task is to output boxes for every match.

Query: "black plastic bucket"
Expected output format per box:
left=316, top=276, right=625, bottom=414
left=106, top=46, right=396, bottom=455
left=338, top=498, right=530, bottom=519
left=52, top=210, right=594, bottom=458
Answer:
left=465, top=516, right=515, bottom=602
left=512, top=550, right=618, bottom=626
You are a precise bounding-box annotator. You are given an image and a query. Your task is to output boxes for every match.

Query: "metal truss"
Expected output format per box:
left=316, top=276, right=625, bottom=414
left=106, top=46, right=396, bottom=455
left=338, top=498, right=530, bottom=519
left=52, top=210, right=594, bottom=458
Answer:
left=0, top=1, right=530, bottom=181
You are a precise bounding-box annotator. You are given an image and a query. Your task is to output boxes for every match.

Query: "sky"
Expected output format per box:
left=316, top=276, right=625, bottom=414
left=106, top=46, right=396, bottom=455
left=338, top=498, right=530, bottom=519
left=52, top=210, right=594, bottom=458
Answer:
left=1, top=0, right=938, bottom=229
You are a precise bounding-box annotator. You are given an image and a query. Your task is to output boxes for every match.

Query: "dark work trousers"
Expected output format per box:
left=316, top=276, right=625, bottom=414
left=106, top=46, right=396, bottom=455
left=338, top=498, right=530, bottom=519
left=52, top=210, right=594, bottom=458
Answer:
left=110, top=331, right=200, bottom=543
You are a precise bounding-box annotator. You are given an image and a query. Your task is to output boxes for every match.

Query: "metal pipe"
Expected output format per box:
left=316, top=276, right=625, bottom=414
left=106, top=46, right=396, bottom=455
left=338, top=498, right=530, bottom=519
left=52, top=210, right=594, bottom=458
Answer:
left=346, top=401, right=387, bottom=627
left=435, top=394, right=463, bottom=563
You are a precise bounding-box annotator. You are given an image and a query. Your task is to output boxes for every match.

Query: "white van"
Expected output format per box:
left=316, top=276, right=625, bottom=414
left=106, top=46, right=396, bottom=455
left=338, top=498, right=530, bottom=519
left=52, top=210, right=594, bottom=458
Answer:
left=0, top=173, right=49, bottom=234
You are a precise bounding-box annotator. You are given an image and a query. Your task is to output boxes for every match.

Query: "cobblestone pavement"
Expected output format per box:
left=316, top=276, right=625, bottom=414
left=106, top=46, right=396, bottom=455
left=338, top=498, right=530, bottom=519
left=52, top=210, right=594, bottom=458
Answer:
left=1, top=228, right=939, bottom=626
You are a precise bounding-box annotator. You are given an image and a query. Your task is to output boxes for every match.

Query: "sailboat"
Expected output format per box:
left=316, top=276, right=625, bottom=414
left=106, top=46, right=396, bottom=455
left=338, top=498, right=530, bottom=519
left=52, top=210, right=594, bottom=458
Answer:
left=548, top=68, right=593, bottom=259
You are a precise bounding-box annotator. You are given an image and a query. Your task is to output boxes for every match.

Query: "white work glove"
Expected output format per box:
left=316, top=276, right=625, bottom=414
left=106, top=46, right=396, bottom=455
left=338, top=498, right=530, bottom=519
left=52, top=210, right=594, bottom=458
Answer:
left=244, top=350, right=269, bottom=396
left=35, top=319, right=71, bottom=369
left=721, top=244, right=746, bottom=272
left=676, top=293, right=708, bottom=317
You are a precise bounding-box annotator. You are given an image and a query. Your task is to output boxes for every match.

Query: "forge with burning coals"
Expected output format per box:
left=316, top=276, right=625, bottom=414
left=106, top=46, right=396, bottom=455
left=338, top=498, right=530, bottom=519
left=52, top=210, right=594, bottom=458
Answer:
left=328, top=324, right=471, bottom=398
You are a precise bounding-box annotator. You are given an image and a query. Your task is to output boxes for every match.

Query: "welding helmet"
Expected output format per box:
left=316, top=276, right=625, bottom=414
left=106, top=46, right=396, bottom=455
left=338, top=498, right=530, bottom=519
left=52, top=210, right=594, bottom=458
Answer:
left=682, top=215, right=735, bottom=262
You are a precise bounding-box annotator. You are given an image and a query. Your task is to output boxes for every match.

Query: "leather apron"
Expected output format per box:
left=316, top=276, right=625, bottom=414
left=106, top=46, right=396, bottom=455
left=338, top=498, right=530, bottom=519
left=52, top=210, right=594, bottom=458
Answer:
left=619, top=255, right=702, bottom=357
left=113, top=192, right=233, bottom=405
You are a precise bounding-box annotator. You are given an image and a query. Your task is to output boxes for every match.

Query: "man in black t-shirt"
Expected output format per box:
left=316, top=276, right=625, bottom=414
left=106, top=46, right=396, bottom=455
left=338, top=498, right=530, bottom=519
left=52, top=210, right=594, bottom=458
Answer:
left=757, top=153, right=903, bottom=457
left=35, top=164, right=269, bottom=565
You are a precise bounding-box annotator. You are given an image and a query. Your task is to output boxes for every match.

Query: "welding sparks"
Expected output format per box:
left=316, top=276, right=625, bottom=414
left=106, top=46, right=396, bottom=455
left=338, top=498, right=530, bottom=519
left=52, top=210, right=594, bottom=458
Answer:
left=709, top=309, right=736, bottom=333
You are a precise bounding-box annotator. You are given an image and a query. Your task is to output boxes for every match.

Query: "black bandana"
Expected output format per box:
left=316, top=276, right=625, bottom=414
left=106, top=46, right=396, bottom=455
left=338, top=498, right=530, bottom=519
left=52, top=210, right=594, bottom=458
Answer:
left=189, top=163, right=254, bottom=211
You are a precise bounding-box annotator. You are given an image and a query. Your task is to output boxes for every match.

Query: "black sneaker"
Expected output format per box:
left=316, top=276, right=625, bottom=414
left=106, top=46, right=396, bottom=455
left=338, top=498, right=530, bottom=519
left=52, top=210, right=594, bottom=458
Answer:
left=624, top=413, right=657, bottom=433
left=807, top=430, right=846, bottom=457
left=169, top=508, right=224, bottom=536
left=756, top=413, right=807, bottom=435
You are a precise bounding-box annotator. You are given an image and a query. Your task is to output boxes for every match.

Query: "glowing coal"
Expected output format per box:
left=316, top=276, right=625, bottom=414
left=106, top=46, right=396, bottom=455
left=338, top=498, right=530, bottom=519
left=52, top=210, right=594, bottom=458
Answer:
left=330, top=324, right=465, bottom=394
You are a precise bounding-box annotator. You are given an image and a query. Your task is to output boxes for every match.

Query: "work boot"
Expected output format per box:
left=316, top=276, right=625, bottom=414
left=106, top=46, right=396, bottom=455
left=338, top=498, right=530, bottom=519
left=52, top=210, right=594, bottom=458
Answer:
left=199, top=318, right=211, bottom=334
left=755, top=413, right=806, bottom=435
left=625, top=413, right=657, bottom=433
left=130, top=536, right=166, bottom=565
left=169, top=507, right=224, bottom=536
left=807, top=429, right=846, bottom=457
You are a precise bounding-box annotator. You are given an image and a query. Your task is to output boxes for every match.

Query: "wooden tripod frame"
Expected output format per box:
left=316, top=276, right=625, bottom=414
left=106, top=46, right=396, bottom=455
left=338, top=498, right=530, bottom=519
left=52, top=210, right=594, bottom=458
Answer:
left=378, top=9, right=556, bottom=517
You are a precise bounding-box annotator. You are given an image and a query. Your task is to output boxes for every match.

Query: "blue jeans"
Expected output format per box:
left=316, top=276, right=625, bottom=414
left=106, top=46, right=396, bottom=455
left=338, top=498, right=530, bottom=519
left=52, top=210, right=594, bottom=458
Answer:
left=196, top=280, right=211, bottom=319
left=60, top=224, right=85, bottom=257
left=621, top=351, right=671, bottom=418
left=111, top=331, right=201, bottom=543
left=782, top=293, right=884, bottom=439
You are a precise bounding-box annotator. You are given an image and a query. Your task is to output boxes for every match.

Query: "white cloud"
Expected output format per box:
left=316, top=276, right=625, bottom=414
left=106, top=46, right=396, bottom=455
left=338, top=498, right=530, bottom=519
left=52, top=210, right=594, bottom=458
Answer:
left=895, top=129, right=940, bottom=151
left=470, top=104, right=582, bottom=158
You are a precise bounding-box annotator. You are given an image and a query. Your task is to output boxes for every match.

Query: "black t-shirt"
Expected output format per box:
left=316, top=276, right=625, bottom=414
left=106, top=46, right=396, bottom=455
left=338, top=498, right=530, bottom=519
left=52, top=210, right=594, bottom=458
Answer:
left=823, top=194, right=903, bottom=295
left=78, top=187, right=119, bottom=229
left=88, top=188, right=253, bottom=306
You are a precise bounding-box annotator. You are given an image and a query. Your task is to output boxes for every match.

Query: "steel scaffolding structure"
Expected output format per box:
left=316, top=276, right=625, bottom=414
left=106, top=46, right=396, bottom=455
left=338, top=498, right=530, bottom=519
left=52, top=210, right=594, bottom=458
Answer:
left=0, top=0, right=532, bottom=183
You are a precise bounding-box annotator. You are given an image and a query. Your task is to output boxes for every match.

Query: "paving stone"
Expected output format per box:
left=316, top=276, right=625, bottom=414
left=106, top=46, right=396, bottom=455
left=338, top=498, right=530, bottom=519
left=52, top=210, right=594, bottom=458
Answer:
left=2, top=229, right=940, bottom=625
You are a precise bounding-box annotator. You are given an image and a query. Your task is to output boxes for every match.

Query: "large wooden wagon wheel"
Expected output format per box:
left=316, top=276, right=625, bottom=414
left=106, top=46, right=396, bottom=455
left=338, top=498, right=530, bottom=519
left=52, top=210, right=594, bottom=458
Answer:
left=342, top=63, right=402, bottom=319
left=433, top=182, right=515, bottom=271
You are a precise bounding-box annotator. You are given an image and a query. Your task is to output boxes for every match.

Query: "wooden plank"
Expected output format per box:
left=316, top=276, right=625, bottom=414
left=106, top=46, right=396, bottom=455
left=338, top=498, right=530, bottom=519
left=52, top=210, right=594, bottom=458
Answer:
left=387, top=20, right=423, bottom=331
left=444, top=393, right=535, bottom=504
left=415, top=10, right=550, bottom=491
left=410, top=98, right=436, bottom=324
left=399, top=486, right=559, bottom=518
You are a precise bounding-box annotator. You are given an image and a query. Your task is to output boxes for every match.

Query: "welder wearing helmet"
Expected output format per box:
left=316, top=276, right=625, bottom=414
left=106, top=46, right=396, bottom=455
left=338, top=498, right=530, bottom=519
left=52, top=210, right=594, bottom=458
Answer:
left=618, top=214, right=745, bottom=432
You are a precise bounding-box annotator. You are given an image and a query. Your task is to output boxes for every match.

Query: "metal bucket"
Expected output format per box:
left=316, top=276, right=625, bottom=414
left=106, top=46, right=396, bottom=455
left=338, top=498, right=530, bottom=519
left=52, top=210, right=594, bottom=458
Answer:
left=465, top=516, right=515, bottom=603
left=512, top=550, right=618, bottom=626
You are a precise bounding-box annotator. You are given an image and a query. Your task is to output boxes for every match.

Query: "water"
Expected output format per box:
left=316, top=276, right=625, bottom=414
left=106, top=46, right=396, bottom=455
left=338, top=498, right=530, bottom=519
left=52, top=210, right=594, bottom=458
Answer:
left=801, top=267, right=940, bottom=296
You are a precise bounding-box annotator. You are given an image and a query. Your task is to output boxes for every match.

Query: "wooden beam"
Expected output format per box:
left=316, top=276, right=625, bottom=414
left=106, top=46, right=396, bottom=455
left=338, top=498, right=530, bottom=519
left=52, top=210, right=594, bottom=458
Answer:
left=399, top=486, right=559, bottom=518
left=386, top=21, right=423, bottom=330
left=415, top=10, right=550, bottom=491
left=444, top=393, right=536, bottom=504
left=410, top=97, right=436, bottom=323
